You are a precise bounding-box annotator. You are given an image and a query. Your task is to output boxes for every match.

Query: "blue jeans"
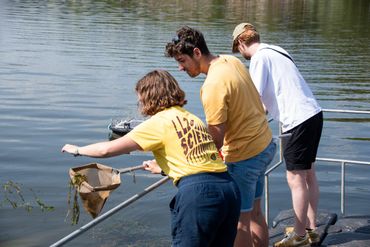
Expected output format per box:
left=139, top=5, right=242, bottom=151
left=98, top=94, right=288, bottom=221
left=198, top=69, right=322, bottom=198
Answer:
left=170, top=172, right=241, bottom=247
left=227, top=140, right=276, bottom=212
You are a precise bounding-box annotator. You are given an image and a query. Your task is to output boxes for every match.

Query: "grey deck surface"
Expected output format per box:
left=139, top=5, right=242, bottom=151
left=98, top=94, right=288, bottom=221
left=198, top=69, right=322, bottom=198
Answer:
left=269, top=209, right=370, bottom=246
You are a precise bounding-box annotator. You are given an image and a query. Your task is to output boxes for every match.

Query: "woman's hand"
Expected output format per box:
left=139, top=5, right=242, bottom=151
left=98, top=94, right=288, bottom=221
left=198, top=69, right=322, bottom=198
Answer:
left=61, top=144, right=80, bottom=156
left=143, top=160, right=162, bottom=174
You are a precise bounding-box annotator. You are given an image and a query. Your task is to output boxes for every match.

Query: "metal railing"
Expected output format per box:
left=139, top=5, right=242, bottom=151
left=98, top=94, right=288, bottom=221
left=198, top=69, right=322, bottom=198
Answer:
left=264, top=108, right=370, bottom=225
left=50, top=177, right=170, bottom=247
left=52, top=108, right=369, bottom=245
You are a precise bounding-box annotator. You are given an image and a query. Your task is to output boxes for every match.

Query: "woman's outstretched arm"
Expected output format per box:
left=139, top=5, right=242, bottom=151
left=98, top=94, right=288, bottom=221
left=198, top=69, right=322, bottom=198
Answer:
left=61, top=135, right=142, bottom=158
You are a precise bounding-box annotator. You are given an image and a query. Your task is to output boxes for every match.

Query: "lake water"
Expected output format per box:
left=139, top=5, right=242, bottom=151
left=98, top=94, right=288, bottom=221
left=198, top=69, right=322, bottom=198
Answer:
left=0, top=0, right=369, bottom=246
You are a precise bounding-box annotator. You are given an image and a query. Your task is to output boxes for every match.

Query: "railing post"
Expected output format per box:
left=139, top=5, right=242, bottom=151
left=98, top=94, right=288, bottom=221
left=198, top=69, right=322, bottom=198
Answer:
left=341, top=161, right=346, bottom=216
left=264, top=175, right=269, bottom=225
left=279, top=123, right=283, bottom=162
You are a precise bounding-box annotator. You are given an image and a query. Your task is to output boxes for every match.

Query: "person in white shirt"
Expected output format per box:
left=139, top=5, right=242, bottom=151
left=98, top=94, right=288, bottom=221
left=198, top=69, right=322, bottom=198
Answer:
left=232, top=23, right=323, bottom=247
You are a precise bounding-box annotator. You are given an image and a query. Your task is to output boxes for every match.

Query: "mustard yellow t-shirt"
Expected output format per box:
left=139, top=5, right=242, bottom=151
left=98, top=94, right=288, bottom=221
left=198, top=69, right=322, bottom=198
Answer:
left=201, top=55, right=272, bottom=162
left=126, top=106, right=226, bottom=184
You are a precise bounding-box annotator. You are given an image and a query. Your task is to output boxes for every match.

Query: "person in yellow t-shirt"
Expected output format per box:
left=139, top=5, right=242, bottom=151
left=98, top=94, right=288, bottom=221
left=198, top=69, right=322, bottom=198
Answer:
left=165, top=26, right=277, bottom=247
left=61, top=70, right=241, bottom=247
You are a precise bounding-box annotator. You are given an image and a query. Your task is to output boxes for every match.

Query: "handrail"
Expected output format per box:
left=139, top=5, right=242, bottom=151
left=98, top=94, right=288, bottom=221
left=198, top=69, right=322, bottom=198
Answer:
left=264, top=108, right=370, bottom=226
left=315, top=158, right=370, bottom=216
left=51, top=108, right=369, bottom=245
left=50, top=176, right=170, bottom=247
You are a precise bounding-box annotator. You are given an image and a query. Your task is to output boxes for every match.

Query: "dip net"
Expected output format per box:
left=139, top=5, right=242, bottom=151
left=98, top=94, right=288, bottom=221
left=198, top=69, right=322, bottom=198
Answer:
left=69, top=163, right=121, bottom=219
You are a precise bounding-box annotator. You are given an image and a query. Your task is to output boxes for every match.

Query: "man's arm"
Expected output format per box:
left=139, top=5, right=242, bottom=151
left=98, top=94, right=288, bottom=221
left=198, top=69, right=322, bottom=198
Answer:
left=207, top=123, right=226, bottom=150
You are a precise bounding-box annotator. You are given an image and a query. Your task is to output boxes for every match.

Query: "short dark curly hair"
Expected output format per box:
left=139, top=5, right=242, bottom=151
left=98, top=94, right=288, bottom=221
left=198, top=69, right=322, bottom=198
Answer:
left=165, top=26, right=210, bottom=57
left=135, top=70, right=187, bottom=116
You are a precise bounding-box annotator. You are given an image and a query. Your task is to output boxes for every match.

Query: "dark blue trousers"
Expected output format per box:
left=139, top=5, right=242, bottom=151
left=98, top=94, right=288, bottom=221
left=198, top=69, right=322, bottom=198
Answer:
left=170, top=172, right=241, bottom=247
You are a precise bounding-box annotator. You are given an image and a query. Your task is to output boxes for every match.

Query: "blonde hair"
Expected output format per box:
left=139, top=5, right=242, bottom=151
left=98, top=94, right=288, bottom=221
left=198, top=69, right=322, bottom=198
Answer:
left=136, top=70, right=187, bottom=116
left=232, top=24, right=260, bottom=52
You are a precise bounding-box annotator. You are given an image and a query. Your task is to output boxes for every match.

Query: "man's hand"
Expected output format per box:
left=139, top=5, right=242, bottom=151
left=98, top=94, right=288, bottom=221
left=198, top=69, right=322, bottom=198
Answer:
left=207, top=123, right=226, bottom=150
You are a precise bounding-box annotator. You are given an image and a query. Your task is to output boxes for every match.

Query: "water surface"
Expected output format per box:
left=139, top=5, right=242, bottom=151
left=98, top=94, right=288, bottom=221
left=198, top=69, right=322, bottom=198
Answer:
left=0, top=0, right=369, bottom=246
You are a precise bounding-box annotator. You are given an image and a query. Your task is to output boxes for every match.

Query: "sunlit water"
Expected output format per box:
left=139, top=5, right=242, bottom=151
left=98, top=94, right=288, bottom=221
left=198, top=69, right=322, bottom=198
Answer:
left=0, top=0, right=369, bottom=246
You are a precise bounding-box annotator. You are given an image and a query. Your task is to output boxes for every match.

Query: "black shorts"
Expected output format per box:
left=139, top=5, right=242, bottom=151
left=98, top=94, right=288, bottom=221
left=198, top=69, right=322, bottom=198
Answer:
left=282, top=111, right=323, bottom=171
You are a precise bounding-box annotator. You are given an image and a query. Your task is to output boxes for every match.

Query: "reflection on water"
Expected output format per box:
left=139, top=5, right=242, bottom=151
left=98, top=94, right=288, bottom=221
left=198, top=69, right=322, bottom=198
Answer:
left=326, top=118, right=370, bottom=123
left=0, top=0, right=369, bottom=246
left=345, top=137, right=370, bottom=141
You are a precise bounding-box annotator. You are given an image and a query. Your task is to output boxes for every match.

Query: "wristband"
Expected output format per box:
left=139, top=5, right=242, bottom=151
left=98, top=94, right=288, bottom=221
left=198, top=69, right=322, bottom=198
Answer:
left=73, top=148, right=80, bottom=157
left=160, top=170, right=166, bottom=176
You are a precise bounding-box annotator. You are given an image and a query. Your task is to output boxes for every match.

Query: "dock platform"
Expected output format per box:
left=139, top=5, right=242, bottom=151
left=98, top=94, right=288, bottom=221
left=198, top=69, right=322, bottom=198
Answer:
left=269, top=209, right=370, bottom=246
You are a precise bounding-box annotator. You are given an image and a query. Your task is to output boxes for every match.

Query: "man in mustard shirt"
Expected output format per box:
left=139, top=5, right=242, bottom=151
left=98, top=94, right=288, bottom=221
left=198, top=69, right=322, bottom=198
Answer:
left=165, top=26, right=276, bottom=247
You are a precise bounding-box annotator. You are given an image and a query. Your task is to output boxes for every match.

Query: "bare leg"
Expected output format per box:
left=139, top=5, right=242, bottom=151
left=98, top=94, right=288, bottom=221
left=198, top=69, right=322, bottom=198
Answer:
left=234, top=212, right=253, bottom=247
left=306, top=163, right=319, bottom=229
left=250, top=199, right=269, bottom=247
left=286, top=170, right=309, bottom=236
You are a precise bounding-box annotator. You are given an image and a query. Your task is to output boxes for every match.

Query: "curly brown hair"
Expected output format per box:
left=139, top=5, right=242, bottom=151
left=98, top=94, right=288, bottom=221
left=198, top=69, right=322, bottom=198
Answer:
left=165, top=26, right=210, bottom=57
left=135, top=70, right=187, bottom=116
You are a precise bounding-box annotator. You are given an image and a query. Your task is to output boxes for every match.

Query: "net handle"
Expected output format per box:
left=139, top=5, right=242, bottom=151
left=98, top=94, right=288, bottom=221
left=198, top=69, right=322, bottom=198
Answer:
left=117, top=165, right=145, bottom=174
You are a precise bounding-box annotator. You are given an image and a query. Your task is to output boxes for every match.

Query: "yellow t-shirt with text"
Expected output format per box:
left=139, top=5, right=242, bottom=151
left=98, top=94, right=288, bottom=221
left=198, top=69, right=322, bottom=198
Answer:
left=127, top=106, right=226, bottom=184
left=201, top=55, right=272, bottom=162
